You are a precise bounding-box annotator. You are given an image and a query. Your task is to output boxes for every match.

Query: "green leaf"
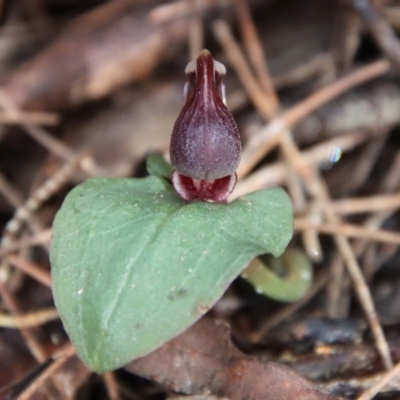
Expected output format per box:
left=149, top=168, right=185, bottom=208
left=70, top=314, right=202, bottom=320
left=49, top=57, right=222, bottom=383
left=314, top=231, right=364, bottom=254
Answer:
left=146, top=153, right=172, bottom=178
left=50, top=176, right=293, bottom=373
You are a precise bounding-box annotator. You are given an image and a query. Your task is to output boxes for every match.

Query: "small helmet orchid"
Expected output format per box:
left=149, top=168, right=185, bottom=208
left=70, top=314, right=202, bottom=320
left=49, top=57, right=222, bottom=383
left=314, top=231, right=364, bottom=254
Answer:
left=170, top=49, right=241, bottom=202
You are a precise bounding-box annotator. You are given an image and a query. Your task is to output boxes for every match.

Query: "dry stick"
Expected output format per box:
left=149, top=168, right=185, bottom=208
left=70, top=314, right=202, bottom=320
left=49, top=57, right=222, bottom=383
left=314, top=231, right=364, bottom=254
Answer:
left=0, top=171, right=25, bottom=207
left=332, top=193, right=400, bottom=215
left=0, top=229, right=52, bottom=257
left=294, top=219, right=400, bottom=245
left=326, top=256, right=348, bottom=319
left=17, top=343, right=76, bottom=400
left=214, top=20, right=393, bottom=369
left=284, top=161, right=308, bottom=214
left=236, top=58, right=390, bottom=179
left=302, top=202, right=324, bottom=262
left=103, top=372, right=121, bottom=400
left=357, top=361, right=400, bottom=400
left=170, top=397, right=229, bottom=400
left=9, top=255, right=52, bottom=287
left=232, top=129, right=380, bottom=198
left=354, top=0, right=400, bottom=72
left=0, top=110, right=59, bottom=126
left=0, top=307, right=58, bottom=328
left=232, top=0, right=279, bottom=115
left=149, top=0, right=224, bottom=24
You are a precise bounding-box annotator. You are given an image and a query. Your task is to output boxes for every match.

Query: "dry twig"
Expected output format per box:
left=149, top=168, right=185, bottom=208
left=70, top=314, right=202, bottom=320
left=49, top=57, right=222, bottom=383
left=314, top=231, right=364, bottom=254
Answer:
left=232, top=0, right=279, bottom=116
left=0, top=307, right=58, bottom=329
left=16, top=343, right=76, bottom=400
left=103, top=372, right=121, bottom=400
left=149, top=0, right=228, bottom=24
left=8, top=254, right=51, bottom=288
left=332, top=193, right=400, bottom=215
left=294, top=219, right=400, bottom=245
left=356, top=362, right=400, bottom=400
left=0, top=110, right=59, bottom=126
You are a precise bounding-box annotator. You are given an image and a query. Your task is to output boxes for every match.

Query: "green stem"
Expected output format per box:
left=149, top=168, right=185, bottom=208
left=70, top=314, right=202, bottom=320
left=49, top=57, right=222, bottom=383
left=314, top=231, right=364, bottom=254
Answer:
left=241, top=247, right=312, bottom=302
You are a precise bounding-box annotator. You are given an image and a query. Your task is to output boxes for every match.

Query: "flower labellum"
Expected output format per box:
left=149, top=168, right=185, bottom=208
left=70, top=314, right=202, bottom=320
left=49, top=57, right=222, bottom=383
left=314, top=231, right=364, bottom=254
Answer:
left=170, top=49, right=241, bottom=202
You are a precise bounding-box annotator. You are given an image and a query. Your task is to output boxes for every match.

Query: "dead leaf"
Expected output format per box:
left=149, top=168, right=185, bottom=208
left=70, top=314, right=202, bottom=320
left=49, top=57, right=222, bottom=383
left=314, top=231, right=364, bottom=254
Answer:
left=125, top=318, right=343, bottom=400
left=1, top=1, right=187, bottom=111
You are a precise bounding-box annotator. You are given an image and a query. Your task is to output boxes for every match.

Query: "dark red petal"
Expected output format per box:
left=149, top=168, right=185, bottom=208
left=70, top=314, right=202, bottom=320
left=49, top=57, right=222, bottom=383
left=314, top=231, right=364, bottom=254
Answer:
left=170, top=50, right=241, bottom=180
left=172, top=171, right=237, bottom=203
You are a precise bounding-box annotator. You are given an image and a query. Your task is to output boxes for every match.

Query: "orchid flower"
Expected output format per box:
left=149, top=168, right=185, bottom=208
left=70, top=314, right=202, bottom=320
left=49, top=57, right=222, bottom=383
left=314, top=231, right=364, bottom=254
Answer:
left=170, top=49, right=241, bottom=202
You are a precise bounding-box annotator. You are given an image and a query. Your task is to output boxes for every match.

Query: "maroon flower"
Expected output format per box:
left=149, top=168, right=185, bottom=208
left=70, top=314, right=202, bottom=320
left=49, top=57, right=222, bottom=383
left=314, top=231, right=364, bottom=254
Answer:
left=170, top=49, right=241, bottom=202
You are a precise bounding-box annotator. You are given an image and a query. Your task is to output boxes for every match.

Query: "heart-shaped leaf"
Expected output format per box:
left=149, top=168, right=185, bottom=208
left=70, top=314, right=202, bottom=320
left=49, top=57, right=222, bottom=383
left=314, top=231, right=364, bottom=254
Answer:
left=51, top=176, right=292, bottom=373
